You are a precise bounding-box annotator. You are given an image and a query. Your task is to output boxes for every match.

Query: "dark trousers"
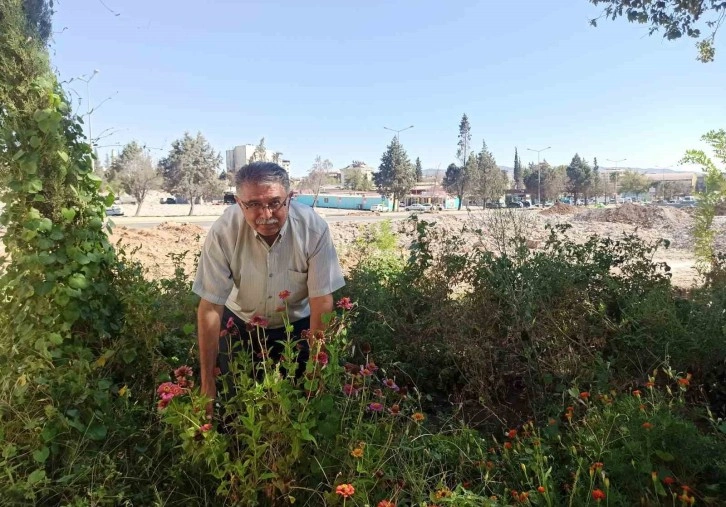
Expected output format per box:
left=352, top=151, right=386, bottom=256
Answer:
left=217, top=307, right=310, bottom=378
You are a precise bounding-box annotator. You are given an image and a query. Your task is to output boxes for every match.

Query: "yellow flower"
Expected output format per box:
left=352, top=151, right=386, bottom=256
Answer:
left=350, top=447, right=364, bottom=458
left=411, top=412, right=425, bottom=423
left=118, top=385, right=128, bottom=397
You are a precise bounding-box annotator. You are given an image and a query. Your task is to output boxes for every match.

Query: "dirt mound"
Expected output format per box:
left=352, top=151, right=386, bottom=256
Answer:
left=110, top=222, right=206, bottom=279
left=576, top=203, right=691, bottom=229
left=540, top=202, right=578, bottom=215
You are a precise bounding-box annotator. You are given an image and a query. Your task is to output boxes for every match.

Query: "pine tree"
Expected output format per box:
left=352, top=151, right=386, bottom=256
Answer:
left=456, top=114, right=471, bottom=168
left=566, top=153, right=592, bottom=204
left=474, top=140, right=505, bottom=204
left=415, top=157, right=423, bottom=182
left=373, top=137, right=415, bottom=211
left=513, top=147, right=523, bottom=190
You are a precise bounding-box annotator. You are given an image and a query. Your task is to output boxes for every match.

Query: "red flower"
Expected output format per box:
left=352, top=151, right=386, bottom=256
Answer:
left=360, top=367, right=373, bottom=377
left=632, top=390, right=641, bottom=397
left=275, top=306, right=286, bottom=313
left=383, top=378, right=399, bottom=391
left=592, top=489, right=606, bottom=502
left=278, top=289, right=291, bottom=300
left=313, top=351, right=328, bottom=366
left=506, top=428, right=518, bottom=439
left=645, top=381, right=655, bottom=388
left=342, top=384, right=358, bottom=397
left=663, top=476, right=676, bottom=486
left=537, top=486, right=546, bottom=493
left=366, top=361, right=379, bottom=372
left=369, top=402, right=384, bottom=412
left=389, top=404, right=401, bottom=415
left=642, top=422, right=653, bottom=430
left=226, top=316, right=235, bottom=330
left=200, top=423, right=212, bottom=432
left=335, top=484, right=355, bottom=498
left=336, top=297, right=354, bottom=310
left=678, top=377, right=690, bottom=387
left=378, top=501, right=395, bottom=507
left=590, top=462, right=604, bottom=471
left=579, top=391, right=590, bottom=400
left=503, top=441, right=512, bottom=450
left=249, top=315, right=269, bottom=328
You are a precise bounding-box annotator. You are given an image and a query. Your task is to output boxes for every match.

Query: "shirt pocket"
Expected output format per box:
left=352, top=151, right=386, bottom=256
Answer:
left=286, top=269, right=309, bottom=303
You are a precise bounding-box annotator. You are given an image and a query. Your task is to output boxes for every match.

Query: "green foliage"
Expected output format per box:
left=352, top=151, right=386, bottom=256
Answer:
left=22, top=0, right=54, bottom=45
left=373, top=136, right=416, bottom=210
left=158, top=131, right=224, bottom=215
left=107, top=141, right=160, bottom=216
left=681, top=129, right=726, bottom=271
left=513, top=146, right=523, bottom=190
left=589, top=0, right=725, bottom=62
left=472, top=140, right=507, bottom=204
left=618, top=170, right=651, bottom=197
left=566, top=153, right=593, bottom=202
left=415, top=156, right=423, bottom=182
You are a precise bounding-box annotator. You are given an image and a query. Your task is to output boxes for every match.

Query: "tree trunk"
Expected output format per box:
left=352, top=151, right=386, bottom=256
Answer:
left=134, top=202, right=142, bottom=217
left=189, top=197, right=195, bottom=216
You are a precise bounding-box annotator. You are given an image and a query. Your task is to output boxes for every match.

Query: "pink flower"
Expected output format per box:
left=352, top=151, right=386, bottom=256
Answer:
left=342, top=384, right=358, bottom=397
left=368, top=402, right=384, bottom=412
left=373, top=388, right=383, bottom=398
left=249, top=315, right=269, bottom=328
left=200, top=423, right=212, bottom=432
left=383, top=378, right=399, bottom=391
left=160, top=392, right=175, bottom=402
left=336, top=297, right=354, bottom=310
left=226, top=316, right=235, bottom=330
left=174, top=365, right=193, bottom=379
left=157, top=398, right=170, bottom=410
left=366, top=361, right=379, bottom=372
left=360, top=367, right=373, bottom=377
left=313, top=351, right=329, bottom=366
left=157, top=382, right=183, bottom=397
left=279, top=289, right=291, bottom=300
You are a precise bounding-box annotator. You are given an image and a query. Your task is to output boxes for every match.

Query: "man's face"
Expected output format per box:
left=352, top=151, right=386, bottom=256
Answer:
left=235, top=182, right=291, bottom=239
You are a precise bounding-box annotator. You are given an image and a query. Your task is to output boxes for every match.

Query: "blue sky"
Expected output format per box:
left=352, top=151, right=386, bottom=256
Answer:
left=52, top=1, right=724, bottom=176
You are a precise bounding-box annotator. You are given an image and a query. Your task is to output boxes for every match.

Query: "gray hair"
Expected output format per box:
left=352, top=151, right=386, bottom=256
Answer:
left=235, top=162, right=290, bottom=193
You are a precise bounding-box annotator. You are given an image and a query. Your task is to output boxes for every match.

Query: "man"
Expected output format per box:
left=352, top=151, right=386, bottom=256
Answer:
left=193, top=161, right=345, bottom=406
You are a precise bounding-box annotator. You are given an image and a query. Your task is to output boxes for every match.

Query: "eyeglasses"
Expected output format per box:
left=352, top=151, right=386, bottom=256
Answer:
left=239, top=194, right=291, bottom=212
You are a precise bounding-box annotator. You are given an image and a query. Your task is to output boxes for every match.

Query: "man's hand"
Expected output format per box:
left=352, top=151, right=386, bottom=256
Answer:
left=197, top=299, right=224, bottom=416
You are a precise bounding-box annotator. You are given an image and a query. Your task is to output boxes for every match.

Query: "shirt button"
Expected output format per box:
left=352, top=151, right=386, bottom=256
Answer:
left=269, top=273, right=273, bottom=277
left=268, top=296, right=272, bottom=299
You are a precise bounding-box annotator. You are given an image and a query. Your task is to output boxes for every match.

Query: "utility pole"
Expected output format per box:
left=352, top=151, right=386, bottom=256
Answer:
left=527, top=146, right=551, bottom=206
left=384, top=125, right=414, bottom=141
left=77, top=69, right=99, bottom=170
left=607, top=158, right=626, bottom=204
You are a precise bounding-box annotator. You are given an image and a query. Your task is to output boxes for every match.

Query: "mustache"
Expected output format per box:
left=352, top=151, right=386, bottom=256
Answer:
left=255, top=218, right=279, bottom=225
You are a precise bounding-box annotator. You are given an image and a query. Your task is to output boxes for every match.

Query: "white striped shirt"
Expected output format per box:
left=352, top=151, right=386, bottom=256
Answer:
left=193, top=201, right=345, bottom=328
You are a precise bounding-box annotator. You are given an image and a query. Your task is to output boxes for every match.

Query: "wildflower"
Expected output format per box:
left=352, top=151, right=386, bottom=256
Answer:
left=504, top=441, right=512, bottom=450
left=200, top=423, right=212, bottom=432
left=374, top=469, right=384, bottom=479
left=518, top=492, right=530, bottom=502
left=679, top=492, right=695, bottom=505
left=632, top=389, right=641, bottom=397
left=591, top=462, right=604, bottom=471
left=373, top=388, right=383, bottom=397
left=350, top=447, right=364, bottom=458
left=213, top=366, right=221, bottom=377
left=462, top=481, right=471, bottom=489
left=157, top=382, right=183, bottom=398
left=433, top=488, right=451, bottom=499
left=278, top=289, right=291, bottom=300
left=506, top=428, right=517, bottom=439
left=383, top=378, right=399, bottom=391
left=378, top=501, right=395, bottom=507
left=157, top=398, right=171, bottom=410
left=360, top=367, right=373, bottom=377
left=226, top=316, right=235, bottom=329
left=366, top=361, right=379, bottom=372
left=336, top=297, right=354, bottom=310
left=642, top=421, right=653, bottom=430
left=678, top=376, right=690, bottom=387
left=548, top=418, right=556, bottom=426
left=640, top=404, right=646, bottom=411
left=313, top=351, right=329, bottom=366
left=645, top=381, right=655, bottom=388
left=275, top=306, right=286, bottom=313
left=219, top=329, right=228, bottom=337
left=174, top=365, right=193, bottom=379
left=335, top=483, right=355, bottom=498
left=579, top=391, right=590, bottom=400
left=398, top=386, right=408, bottom=398
left=486, top=460, right=495, bottom=471
left=369, top=402, right=384, bottom=412
left=592, top=489, right=606, bottom=502
left=118, top=385, right=128, bottom=397
left=411, top=412, right=425, bottom=423
left=537, top=486, right=546, bottom=493
left=344, top=362, right=360, bottom=375
left=342, top=384, right=358, bottom=397
left=249, top=315, right=269, bottom=328
left=663, top=476, right=676, bottom=486
left=360, top=342, right=372, bottom=354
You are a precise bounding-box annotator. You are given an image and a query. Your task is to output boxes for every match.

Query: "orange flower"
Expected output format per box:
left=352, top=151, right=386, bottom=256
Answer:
left=378, top=501, right=395, bottom=507
left=335, top=484, right=355, bottom=498
left=506, top=428, right=518, bottom=439
left=642, top=422, right=653, bottom=430
left=645, top=381, right=655, bottom=388
left=411, top=412, right=425, bottom=423
left=663, top=476, right=676, bottom=486
left=592, top=489, right=606, bottom=502
left=632, top=390, right=641, bottom=397
left=679, top=492, right=695, bottom=505
left=350, top=447, right=364, bottom=458
left=537, top=486, right=546, bottom=493
left=678, top=377, right=690, bottom=387
left=590, top=462, right=604, bottom=471
left=579, top=391, right=590, bottom=400
left=278, top=290, right=291, bottom=300
left=504, top=441, right=513, bottom=450
left=639, top=404, right=646, bottom=411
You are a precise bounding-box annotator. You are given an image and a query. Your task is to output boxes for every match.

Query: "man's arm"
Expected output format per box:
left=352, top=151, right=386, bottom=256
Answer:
left=309, top=293, right=334, bottom=333
left=197, top=298, right=224, bottom=404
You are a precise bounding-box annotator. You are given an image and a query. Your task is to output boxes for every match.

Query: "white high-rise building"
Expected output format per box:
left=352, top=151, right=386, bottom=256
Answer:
left=226, top=144, right=290, bottom=173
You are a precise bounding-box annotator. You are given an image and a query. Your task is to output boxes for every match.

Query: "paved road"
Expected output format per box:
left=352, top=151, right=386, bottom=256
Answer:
left=110, top=209, right=478, bottom=230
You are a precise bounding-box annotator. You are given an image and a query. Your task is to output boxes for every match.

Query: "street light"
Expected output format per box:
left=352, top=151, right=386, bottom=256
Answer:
left=77, top=69, right=99, bottom=168
left=606, top=158, right=626, bottom=204
left=527, top=146, right=551, bottom=206
left=383, top=125, right=414, bottom=141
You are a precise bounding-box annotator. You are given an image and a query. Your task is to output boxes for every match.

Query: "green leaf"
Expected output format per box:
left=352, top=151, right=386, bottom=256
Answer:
left=29, top=136, right=41, bottom=148
left=104, top=193, right=116, bottom=206
left=60, top=208, right=76, bottom=222
left=57, top=151, right=69, bottom=163
left=182, top=323, right=196, bottom=335
left=68, top=273, right=89, bottom=290
left=655, top=450, right=675, bottom=462
left=86, top=421, right=108, bottom=441
left=12, top=149, right=25, bottom=161
left=27, top=469, right=46, bottom=485
left=121, top=348, right=137, bottom=364
left=25, top=178, right=42, bottom=193
left=32, top=446, right=50, bottom=464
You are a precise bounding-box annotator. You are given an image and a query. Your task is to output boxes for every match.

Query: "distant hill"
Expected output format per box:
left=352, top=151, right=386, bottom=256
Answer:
left=423, top=166, right=693, bottom=176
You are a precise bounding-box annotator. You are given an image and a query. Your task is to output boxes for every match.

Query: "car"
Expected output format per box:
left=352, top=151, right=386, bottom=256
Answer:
left=370, top=203, right=389, bottom=212
left=405, top=203, right=432, bottom=212
left=105, top=205, right=124, bottom=216
left=223, top=192, right=236, bottom=205
left=485, top=201, right=504, bottom=209
left=506, top=201, right=524, bottom=208
left=160, top=197, right=176, bottom=204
